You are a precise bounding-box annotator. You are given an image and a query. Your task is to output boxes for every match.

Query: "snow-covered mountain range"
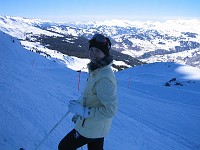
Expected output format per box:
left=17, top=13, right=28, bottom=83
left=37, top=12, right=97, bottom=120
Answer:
left=1, top=29, right=200, bottom=150
left=0, top=15, right=200, bottom=71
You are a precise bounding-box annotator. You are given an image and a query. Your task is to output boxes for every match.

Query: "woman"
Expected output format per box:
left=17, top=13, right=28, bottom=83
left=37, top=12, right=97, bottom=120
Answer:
left=58, top=33, right=118, bottom=150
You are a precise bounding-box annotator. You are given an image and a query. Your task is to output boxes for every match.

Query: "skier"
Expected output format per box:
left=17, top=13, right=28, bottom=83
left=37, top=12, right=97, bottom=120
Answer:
left=58, top=33, right=118, bottom=150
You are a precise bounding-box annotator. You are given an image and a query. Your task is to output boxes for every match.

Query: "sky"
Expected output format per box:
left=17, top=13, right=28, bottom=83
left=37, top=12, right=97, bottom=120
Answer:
left=0, top=0, right=200, bottom=22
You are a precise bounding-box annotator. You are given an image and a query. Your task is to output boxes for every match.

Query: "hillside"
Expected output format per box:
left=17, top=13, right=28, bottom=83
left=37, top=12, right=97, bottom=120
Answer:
left=1, top=16, right=200, bottom=71
left=40, top=19, right=200, bottom=68
left=1, top=31, right=200, bottom=150
left=0, top=15, right=144, bottom=71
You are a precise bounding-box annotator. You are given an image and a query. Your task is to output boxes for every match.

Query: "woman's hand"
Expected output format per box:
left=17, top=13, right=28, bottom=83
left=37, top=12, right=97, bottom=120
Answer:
left=68, top=100, right=89, bottom=118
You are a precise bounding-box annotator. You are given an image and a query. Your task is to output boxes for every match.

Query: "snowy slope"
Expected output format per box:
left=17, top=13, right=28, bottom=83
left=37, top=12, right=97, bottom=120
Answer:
left=115, top=63, right=200, bottom=150
left=1, top=31, right=200, bottom=150
left=0, top=15, right=61, bottom=39
left=0, top=31, right=82, bottom=149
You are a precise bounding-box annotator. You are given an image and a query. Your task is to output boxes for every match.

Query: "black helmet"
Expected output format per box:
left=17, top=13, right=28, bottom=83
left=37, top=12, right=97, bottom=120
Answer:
left=89, top=34, right=111, bottom=56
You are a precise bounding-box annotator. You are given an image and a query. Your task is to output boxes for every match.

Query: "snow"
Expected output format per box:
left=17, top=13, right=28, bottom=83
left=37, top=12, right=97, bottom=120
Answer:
left=176, top=65, right=200, bottom=80
left=141, top=48, right=200, bottom=68
left=20, top=39, right=131, bottom=73
left=1, top=15, right=200, bottom=70
left=86, top=19, right=200, bottom=35
left=1, top=31, right=200, bottom=150
left=0, top=15, right=62, bottom=39
left=113, top=60, right=131, bottom=67
left=48, top=26, right=79, bottom=36
left=20, top=40, right=90, bottom=72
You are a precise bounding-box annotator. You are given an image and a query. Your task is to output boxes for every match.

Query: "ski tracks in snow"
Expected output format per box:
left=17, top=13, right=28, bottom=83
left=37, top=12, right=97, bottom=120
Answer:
left=116, top=85, right=200, bottom=150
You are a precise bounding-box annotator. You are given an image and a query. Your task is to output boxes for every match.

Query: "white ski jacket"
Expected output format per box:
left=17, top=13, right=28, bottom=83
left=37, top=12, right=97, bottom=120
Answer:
left=75, top=63, right=118, bottom=138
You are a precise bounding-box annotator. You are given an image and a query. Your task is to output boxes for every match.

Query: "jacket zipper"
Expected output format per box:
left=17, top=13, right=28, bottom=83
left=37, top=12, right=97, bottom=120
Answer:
left=82, top=97, right=86, bottom=127
left=82, top=119, right=86, bottom=127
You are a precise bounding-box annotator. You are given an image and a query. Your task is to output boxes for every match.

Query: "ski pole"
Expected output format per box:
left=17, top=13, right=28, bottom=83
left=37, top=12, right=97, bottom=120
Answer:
left=34, top=111, right=70, bottom=150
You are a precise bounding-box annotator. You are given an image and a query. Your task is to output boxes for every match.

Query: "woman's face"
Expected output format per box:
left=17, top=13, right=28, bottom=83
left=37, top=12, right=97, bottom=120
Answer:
left=89, top=47, right=106, bottom=63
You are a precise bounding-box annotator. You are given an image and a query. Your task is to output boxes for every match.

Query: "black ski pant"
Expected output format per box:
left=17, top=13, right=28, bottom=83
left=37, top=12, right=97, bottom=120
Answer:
left=58, top=129, right=104, bottom=150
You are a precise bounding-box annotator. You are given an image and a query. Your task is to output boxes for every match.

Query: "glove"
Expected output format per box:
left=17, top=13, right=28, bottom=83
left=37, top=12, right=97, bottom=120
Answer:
left=68, top=100, right=89, bottom=118
left=72, top=114, right=79, bottom=124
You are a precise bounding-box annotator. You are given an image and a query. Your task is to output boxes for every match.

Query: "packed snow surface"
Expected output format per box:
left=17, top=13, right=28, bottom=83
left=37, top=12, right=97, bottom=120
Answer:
left=0, top=31, right=200, bottom=150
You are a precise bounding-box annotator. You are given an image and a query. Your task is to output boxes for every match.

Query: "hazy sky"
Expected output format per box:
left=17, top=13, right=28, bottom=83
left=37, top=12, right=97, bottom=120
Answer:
left=0, top=0, right=200, bottom=22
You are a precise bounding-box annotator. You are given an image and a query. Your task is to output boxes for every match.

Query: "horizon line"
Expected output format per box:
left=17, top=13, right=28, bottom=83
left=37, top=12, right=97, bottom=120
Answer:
left=1, top=14, right=200, bottom=23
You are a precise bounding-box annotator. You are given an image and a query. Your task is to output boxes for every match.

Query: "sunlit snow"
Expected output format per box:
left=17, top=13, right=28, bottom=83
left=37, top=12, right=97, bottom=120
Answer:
left=1, top=31, right=200, bottom=150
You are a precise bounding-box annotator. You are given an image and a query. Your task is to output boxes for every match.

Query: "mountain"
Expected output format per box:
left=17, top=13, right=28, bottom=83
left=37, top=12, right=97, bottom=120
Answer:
left=1, top=15, right=200, bottom=71
left=57, top=19, right=200, bottom=68
left=0, top=15, right=144, bottom=72
left=1, top=30, right=200, bottom=150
